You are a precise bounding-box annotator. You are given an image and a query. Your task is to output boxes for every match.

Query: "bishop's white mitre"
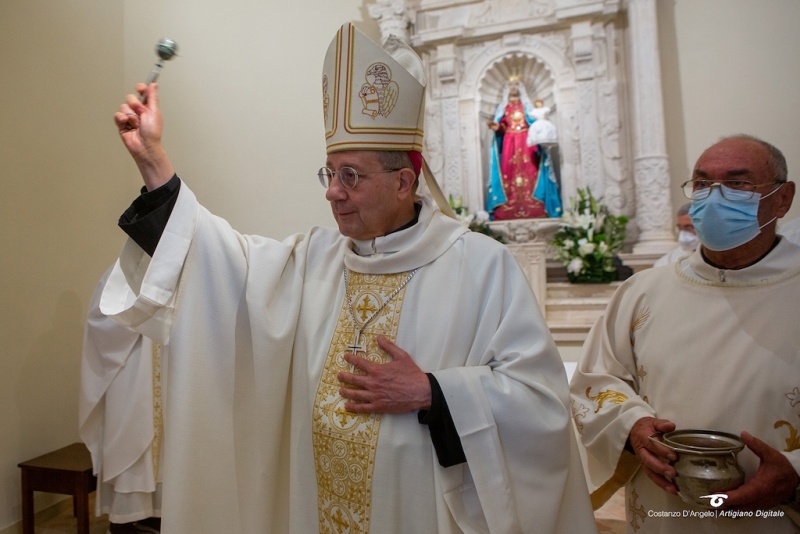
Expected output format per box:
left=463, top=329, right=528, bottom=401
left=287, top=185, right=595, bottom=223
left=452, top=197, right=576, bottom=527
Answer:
left=322, top=23, right=426, bottom=154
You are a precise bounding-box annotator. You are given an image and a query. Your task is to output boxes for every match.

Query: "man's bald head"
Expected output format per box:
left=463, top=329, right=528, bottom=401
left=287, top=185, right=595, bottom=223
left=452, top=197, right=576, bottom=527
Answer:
left=714, top=134, right=787, bottom=183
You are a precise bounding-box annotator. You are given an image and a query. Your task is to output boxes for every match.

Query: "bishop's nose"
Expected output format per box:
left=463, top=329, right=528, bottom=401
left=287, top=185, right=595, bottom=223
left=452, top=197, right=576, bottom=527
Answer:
left=325, top=176, right=348, bottom=202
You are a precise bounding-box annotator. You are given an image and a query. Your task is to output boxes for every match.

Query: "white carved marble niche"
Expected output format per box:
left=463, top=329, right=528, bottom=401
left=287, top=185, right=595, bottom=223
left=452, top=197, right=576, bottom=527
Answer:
left=369, top=0, right=678, bottom=258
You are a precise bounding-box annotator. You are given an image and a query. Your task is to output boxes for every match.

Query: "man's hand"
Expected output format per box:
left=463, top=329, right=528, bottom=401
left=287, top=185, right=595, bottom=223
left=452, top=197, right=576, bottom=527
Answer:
left=723, top=431, right=800, bottom=511
left=337, top=335, right=431, bottom=414
left=629, top=417, right=678, bottom=495
left=113, top=83, right=174, bottom=191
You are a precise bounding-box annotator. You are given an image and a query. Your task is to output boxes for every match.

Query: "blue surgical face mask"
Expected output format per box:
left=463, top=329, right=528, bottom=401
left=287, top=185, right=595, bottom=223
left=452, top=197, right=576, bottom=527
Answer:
left=689, top=184, right=780, bottom=252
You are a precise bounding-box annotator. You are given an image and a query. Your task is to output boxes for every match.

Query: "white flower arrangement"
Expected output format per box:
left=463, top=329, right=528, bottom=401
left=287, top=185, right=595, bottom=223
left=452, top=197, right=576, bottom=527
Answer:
left=551, top=188, right=628, bottom=283
left=449, top=196, right=505, bottom=243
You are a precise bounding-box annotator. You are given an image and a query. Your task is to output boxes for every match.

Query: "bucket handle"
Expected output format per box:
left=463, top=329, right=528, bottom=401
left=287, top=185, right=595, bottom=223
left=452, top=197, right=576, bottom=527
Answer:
left=649, top=433, right=738, bottom=460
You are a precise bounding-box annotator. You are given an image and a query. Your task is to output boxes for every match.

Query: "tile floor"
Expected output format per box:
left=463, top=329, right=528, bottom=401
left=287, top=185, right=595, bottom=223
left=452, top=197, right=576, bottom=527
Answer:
left=33, top=496, right=109, bottom=534
left=595, top=488, right=627, bottom=533
left=35, top=489, right=627, bottom=533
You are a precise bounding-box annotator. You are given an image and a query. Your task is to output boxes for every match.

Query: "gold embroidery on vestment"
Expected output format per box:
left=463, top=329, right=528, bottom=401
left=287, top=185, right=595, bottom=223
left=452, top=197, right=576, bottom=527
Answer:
left=774, top=418, right=800, bottom=452
left=628, top=489, right=646, bottom=531
left=636, top=365, right=647, bottom=381
left=630, top=307, right=650, bottom=347
left=786, top=387, right=800, bottom=408
left=586, top=387, right=628, bottom=413
left=571, top=400, right=589, bottom=435
left=312, top=271, right=411, bottom=534
left=152, top=342, right=164, bottom=481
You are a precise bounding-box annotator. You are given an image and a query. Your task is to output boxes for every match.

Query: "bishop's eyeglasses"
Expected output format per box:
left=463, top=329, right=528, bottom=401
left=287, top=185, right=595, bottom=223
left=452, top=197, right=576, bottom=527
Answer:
left=681, top=179, right=783, bottom=201
left=318, top=167, right=402, bottom=189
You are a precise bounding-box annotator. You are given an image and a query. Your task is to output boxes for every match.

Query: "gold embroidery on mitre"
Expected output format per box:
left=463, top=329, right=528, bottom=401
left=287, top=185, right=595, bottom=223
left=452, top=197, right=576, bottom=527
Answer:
left=313, top=271, right=411, bottom=534
left=774, top=418, right=800, bottom=452
left=629, top=307, right=650, bottom=347
left=152, top=342, right=164, bottom=481
left=323, top=75, right=330, bottom=125
left=586, top=387, right=628, bottom=413
left=359, top=63, right=398, bottom=119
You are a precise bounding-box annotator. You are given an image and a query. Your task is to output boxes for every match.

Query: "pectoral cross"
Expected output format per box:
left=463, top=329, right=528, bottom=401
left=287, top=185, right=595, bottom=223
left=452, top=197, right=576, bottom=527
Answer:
left=346, top=330, right=365, bottom=354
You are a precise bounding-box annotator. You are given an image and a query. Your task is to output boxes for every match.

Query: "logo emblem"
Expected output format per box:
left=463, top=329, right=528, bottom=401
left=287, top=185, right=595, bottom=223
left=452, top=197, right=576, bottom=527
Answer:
left=699, top=494, right=728, bottom=508
left=359, top=62, right=398, bottom=119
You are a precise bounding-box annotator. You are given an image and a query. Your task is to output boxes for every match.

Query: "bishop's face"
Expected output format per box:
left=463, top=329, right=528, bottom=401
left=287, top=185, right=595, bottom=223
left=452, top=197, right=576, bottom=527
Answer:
left=324, top=151, right=413, bottom=241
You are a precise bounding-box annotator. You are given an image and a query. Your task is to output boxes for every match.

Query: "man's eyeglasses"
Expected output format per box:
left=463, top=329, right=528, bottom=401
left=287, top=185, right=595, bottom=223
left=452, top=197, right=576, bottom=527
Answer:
left=318, top=167, right=402, bottom=189
left=681, top=180, right=783, bottom=201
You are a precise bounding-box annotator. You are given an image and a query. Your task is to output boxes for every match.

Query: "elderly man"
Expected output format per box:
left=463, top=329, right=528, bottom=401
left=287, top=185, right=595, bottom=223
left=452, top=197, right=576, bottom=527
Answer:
left=571, top=134, right=800, bottom=532
left=652, top=203, right=698, bottom=267
left=101, top=24, right=596, bottom=533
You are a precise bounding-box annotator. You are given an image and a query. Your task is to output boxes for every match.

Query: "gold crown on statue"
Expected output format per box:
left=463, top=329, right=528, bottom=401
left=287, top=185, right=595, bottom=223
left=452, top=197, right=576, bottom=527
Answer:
left=508, top=74, right=522, bottom=82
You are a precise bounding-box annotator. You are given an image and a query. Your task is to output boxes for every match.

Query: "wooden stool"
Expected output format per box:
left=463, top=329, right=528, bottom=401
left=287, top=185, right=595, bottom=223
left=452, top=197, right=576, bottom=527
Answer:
left=18, top=443, right=97, bottom=534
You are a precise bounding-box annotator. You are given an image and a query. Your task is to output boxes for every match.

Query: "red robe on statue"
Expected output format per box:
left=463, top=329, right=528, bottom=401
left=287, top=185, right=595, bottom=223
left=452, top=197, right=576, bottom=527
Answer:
left=492, top=100, right=546, bottom=220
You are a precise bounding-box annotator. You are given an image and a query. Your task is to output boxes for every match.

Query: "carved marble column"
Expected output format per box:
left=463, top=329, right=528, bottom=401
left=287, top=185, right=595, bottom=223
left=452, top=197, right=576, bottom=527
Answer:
left=627, top=0, right=675, bottom=254
left=571, top=22, right=604, bottom=196
left=368, top=0, right=410, bottom=44
left=434, top=43, right=464, bottom=199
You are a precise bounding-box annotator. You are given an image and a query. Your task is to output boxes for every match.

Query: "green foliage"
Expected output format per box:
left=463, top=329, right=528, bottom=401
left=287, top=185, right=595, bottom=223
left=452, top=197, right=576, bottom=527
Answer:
left=551, top=187, right=628, bottom=283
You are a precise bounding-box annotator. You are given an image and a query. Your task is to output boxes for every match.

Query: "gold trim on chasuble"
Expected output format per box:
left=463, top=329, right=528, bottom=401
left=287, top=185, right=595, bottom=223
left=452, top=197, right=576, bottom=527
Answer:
left=152, top=343, right=164, bottom=481
left=312, top=271, right=412, bottom=533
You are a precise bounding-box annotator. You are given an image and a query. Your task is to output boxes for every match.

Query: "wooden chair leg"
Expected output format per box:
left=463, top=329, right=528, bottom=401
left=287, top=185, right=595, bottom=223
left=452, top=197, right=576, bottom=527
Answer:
left=74, top=476, right=90, bottom=534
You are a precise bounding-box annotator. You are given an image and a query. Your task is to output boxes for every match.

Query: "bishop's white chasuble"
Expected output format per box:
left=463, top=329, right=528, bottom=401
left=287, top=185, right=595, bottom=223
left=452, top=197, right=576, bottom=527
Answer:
left=571, top=239, right=800, bottom=533
left=100, top=182, right=597, bottom=533
left=80, top=268, right=165, bottom=523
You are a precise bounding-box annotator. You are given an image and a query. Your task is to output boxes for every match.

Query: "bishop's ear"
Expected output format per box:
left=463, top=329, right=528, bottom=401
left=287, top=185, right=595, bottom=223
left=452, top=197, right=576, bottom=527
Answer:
left=396, top=168, right=417, bottom=199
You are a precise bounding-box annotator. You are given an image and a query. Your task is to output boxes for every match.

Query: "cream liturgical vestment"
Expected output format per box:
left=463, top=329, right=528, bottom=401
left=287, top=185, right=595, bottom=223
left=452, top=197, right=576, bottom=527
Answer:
left=99, top=184, right=596, bottom=533
left=79, top=269, right=164, bottom=522
left=571, top=238, right=800, bottom=533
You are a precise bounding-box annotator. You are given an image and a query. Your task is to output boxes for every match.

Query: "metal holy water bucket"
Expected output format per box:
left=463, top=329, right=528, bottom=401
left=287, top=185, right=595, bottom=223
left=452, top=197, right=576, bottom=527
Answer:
left=649, top=429, right=745, bottom=508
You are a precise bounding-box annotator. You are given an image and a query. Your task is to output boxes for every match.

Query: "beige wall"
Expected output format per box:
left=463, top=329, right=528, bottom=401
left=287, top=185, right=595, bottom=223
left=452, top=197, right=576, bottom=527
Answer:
left=1, top=0, right=798, bottom=529
left=659, top=0, right=800, bottom=225
left=0, top=0, right=129, bottom=528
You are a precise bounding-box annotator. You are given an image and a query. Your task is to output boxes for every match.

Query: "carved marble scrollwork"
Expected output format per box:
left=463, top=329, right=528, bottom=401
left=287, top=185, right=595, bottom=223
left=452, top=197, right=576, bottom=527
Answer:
left=368, top=0, right=411, bottom=44
left=598, top=80, right=627, bottom=216
left=488, top=218, right=561, bottom=245
left=471, top=0, right=555, bottom=26
left=634, top=156, right=673, bottom=236
left=423, top=98, right=444, bottom=178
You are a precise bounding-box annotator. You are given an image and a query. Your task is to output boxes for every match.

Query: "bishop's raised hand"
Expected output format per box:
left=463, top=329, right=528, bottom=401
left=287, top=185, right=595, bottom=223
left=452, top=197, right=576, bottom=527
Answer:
left=113, top=83, right=174, bottom=191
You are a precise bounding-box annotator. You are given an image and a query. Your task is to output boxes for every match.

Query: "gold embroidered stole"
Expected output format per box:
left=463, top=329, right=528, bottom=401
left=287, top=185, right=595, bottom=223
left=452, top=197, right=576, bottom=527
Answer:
left=152, top=342, right=164, bottom=481
left=312, top=271, right=412, bottom=534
